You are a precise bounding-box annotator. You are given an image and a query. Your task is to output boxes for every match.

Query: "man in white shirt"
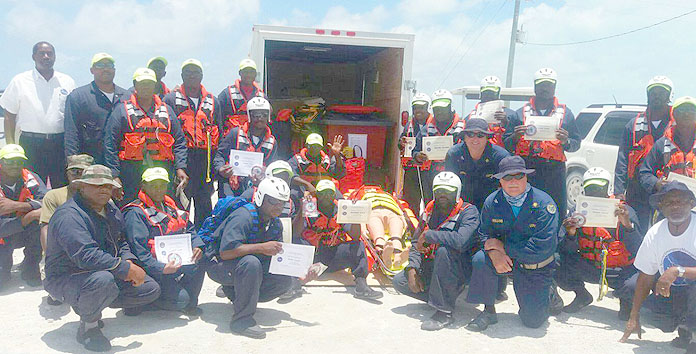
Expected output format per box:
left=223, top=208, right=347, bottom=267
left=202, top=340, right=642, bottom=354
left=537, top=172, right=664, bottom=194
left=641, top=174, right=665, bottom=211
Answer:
left=620, top=181, right=696, bottom=352
left=0, top=41, right=76, bottom=188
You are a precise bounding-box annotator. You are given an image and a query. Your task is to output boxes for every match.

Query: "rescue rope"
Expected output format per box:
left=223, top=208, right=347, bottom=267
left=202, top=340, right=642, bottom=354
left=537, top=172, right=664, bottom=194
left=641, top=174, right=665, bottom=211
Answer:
left=206, top=131, right=212, bottom=182
left=598, top=248, right=609, bottom=301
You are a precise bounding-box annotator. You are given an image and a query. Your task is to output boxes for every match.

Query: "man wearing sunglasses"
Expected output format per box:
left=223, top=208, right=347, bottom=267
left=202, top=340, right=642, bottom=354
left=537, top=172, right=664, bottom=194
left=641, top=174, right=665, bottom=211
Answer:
left=64, top=53, right=128, bottom=164
left=466, top=156, right=561, bottom=331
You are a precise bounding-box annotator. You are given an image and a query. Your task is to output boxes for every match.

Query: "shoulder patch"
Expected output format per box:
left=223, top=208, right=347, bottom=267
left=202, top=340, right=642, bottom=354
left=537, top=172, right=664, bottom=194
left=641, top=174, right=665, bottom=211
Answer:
left=546, top=204, right=557, bottom=214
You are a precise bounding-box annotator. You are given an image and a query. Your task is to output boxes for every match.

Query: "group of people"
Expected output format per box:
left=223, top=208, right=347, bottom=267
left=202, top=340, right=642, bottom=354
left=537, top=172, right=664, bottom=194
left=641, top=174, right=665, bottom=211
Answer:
left=1, top=41, right=696, bottom=353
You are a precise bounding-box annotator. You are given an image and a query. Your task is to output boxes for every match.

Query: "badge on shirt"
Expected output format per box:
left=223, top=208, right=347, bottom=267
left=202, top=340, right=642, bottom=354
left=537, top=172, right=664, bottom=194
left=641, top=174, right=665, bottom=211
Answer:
left=529, top=223, right=537, bottom=228
left=546, top=204, right=557, bottom=214
left=60, top=88, right=69, bottom=96
left=492, top=218, right=504, bottom=224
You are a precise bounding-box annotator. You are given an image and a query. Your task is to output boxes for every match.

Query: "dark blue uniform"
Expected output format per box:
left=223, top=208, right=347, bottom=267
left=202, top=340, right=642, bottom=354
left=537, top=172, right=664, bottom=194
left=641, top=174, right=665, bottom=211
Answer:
left=638, top=134, right=692, bottom=200
left=205, top=203, right=291, bottom=332
left=466, top=187, right=559, bottom=328
left=64, top=81, right=129, bottom=164
left=445, top=142, right=509, bottom=210
left=393, top=201, right=480, bottom=313
left=44, top=194, right=160, bottom=323
left=123, top=200, right=206, bottom=312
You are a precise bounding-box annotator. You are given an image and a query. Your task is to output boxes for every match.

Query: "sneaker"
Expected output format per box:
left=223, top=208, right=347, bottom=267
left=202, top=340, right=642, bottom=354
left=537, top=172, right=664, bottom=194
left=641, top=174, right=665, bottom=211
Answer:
left=562, top=291, right=593, bottom=313
left=466, top=311, right=498, bottom=332
left=230, top=324, right=266, bottom=339
left=76, top=322, right=111, bottom=352
left=278, top=287, right=304, bottom=303
left=354, top=286, right=383, bottom=300
left=421, top=311, right=454, bottom=331
left=123, top=306, right=143, bottom=317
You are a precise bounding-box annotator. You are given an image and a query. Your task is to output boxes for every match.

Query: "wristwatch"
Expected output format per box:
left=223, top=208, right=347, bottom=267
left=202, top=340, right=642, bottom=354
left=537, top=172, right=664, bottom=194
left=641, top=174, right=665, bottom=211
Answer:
left=677, top=266, right=686, bottom=277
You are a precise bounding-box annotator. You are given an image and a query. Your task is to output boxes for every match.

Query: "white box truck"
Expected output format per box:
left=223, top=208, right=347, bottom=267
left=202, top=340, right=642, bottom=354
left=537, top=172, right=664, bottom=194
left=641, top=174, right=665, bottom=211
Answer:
left=250, top=25, right=415, bottom=192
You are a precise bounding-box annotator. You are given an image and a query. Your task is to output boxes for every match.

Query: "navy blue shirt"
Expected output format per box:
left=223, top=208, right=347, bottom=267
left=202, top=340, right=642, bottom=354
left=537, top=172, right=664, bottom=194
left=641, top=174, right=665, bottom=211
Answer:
left=216, top=205, right=282, bottom=261
left=445, top=142, right=510, bottom=210
left=64, top=81, right=129, bottom=163
left=0, top=170, right=47, bottom=238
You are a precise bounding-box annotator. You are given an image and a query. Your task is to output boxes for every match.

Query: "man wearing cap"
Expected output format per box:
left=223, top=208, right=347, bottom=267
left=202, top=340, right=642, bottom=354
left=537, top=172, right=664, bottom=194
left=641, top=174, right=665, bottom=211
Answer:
left=148, top=56, right=170, bottom=99
left=0, top=144, right=47, bottom=288
left=445, top=118, right=510, bottom=210
left=508, top=68, right=580, bottom=213
left=412, top=89, right=465, bottom=205
left=620, top=181, right=696, bottom=351
left=218, top=58, right=266, bottom=137
left=214, top=96, right=277, bottom=198
left=288, top=133, right=346, bottom=190
left=615, top=76, right=673, bottom=224
left=206, top=177, right=293, bottom=339
left=123, top=167, right=205, bottom=316
left=393, top=171, right=480, bottom=330
left=465, top=76, right=517, bottom=148
left=64, top=53, right=128, bottom=164
left=44, top=165, right=159, bottom=352
left=104, top=68, right=188, bottom=204
left=466, top=156, right=562, bottom=331
left=557, top=167, right=642, bottom=318
left=400, top=93, right=432, bottom=213
left=164, top=59, right=222, bottom=227
left=299, top=179, right=383, bottom=300
left=0, top=41, right=75, bottom=187
left=639, top=97, right=696, bottom=222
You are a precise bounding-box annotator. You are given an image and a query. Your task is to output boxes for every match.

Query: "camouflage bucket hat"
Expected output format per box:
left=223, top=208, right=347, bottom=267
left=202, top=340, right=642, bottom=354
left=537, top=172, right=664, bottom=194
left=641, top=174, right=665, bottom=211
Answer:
left=66, top=154, right=95, bottom=170
left=72, top=164, right=121, bottom=188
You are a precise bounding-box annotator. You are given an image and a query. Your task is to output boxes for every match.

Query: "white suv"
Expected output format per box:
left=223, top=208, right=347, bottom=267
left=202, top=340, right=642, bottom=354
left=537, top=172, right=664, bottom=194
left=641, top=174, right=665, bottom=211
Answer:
left=565, top=104, right=646, bottom=208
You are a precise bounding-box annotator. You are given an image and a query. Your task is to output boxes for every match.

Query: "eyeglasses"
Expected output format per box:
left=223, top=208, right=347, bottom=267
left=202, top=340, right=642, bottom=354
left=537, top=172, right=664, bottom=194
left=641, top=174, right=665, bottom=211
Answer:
left=93, top=62, right=115, bottom=69
left=1, top=159, right=24, bottom=166
left=464, top=132, right=489, bottom=139
left=502, top=173, right=525, bottom=181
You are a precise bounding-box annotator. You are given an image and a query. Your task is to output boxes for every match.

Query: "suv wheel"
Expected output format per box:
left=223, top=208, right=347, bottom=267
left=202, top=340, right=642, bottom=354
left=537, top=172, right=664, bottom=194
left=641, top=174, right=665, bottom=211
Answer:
left=566, top=169, right=585, bottom=209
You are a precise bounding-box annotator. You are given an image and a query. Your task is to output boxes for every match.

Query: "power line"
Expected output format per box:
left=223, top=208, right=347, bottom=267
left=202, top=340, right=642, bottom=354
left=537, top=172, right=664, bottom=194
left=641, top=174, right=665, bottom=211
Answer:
left=525, top=8, right=696, bottom=46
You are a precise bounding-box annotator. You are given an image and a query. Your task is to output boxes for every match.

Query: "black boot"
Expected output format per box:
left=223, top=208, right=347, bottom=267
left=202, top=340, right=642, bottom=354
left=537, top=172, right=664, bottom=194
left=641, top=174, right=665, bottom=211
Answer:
left=563, top=288, right=593, bottom=313
left=421, top=311, right=454, bottom=331
left=618, top=298, right=631, bottom=321
left=672, top=327, right=692, bottom=349
left=76, top=321, right=111, bottom=352
left=354, top=278, right=383, bottom=300
left=549, top=286, right=565, bottom=315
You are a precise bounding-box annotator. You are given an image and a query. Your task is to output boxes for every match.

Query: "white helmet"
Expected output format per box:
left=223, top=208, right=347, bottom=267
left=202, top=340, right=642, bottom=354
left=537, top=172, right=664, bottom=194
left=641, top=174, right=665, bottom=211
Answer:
left=647, top=76, right=674, bottom=100
left=582, top=167, right=612, bottom=192
left=432, top=171, right=461, bottom=198
left=411, top=92, right=431, bottom=107
left=247, top=97, right=271, bottom=113
left=534, top=68, right=557, bottom=84
left=254, top=176, right=290, bottom=207
left=265, top=160, right=294, bottom=178
left=480, top=76, right=502, bottom=93
left=431, top=89, right=453, bottom=109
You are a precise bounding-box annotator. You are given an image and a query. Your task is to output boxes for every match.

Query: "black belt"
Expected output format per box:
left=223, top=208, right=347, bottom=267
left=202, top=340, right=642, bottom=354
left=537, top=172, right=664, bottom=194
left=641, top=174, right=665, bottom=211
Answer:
left=21, top=132, right=64, bottom=139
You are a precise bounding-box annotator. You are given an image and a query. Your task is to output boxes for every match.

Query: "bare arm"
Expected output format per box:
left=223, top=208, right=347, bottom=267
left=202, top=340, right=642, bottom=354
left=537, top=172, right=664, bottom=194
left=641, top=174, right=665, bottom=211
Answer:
left=220, top=241, right=281, bottom=261
left=4, top=112, right=16, bottom=144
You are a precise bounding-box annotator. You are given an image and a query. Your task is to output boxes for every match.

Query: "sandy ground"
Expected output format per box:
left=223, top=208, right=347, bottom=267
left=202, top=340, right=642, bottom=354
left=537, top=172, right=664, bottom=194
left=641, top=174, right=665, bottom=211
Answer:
left=0, top=250, right=686, bottom=354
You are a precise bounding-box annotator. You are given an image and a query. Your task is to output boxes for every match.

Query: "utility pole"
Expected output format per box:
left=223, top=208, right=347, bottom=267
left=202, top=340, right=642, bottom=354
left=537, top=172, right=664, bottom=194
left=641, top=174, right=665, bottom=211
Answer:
left=505, top=0, right=521, bottom=88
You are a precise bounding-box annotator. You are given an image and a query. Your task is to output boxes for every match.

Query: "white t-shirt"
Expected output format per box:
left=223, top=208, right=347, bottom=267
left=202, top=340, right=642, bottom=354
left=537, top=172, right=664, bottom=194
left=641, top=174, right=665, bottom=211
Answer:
left=0, top=68, right=75, bottom=134
left=634, top=213, right=696, bottom=286
left=190, top=97, right=199, bottom=109
left=100, top=90, right=115, bottom=102
left=651, top=120, right=661, bottom=128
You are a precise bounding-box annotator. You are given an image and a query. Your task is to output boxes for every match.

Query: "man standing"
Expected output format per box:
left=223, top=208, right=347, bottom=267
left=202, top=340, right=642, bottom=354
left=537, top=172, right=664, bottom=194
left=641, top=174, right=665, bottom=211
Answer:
left=466, top=156, right=561, bottom=331
left=399, top=93, right=431, bottom=212
left=164, top=59, right=222, bottom=227
left=0, top=144, right=46, bottom=288
left=465, top=76, right=516, bottom=148
left=147, top=56, right=170, bottom=99
left=0, top=41, right=75, bottom=187
left=393, top=172, right=479, bottom=330
left=44, top=165, right=159, bottom=352
left=620, top=182, right=696, bottom=352
left=218, top=59, right=266, bottom=137
left=103, top=68, right=188, bottom=204
left=64, top=53, right=128, bottom=164
left=507, top=68, right=580, bottom=213
left=615, top=76, right=673, bottom=224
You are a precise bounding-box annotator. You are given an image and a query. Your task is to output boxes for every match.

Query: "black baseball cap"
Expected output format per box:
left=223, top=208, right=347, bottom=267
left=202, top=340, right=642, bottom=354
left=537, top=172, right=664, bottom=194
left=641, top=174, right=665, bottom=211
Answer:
left=463, top=118, right=493, bottom=134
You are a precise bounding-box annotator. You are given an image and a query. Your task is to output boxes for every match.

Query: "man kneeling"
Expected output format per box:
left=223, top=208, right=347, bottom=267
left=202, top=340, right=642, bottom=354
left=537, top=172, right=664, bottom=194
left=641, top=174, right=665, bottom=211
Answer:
left=44, top=165, right=160, bottom=352
left=393, top=172, right=480, bottom=330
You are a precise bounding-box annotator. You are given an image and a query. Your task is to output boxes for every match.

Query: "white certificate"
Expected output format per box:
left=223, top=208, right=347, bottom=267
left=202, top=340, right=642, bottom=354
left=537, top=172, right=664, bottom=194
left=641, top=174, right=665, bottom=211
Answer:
left=403, top=137, right=416, bottom=158
left=154, top=233, right=194, bottom=266
left=524, top=116, right=561, bottom=141
left=348, top=134, right=368, bottom=158
left=280, top=217, right=292, bottom=244
left=336, top=199, right=372, bottom=224
left=477, top=100, right=504, bottom=123
left=667, top=173, right=696, bottom=210
left=229, top=149, right=264, bottom=177
left=575, top=196, right=620, bottom=228
left=422, top=135, right=453, bottom=161
left=269, top=243, right=316, bottom=278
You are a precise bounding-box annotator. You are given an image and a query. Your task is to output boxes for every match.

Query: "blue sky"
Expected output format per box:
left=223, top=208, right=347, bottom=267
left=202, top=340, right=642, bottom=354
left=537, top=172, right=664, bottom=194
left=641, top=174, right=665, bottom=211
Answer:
left=1, top=0, right=695, bottom=112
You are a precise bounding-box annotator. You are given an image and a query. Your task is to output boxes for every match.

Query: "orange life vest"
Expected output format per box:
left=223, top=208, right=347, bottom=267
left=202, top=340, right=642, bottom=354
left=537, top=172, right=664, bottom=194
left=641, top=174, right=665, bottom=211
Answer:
left=118, top=94, right=175, bottom=162
left=657, top=125, right=696, bottom=179
left=0, top=168, right=39, bottom=245
left=419, top=113, right=465, bottom=171
left=515, top=97, right=567, bottom=162
left=224, top=80, right=265, bottom=136
left=302, top=203, right=353, bottom=247
left=125, top=190, right=188, bottom=256
left=236, top=124, right=276, bottom=163
left=420, top=198, right=470, bottom=259
left=401, top=115, right=430, bottom=169
left=577, top=226, right=633, bottom=268
left=173, top=85, right=220, bottom=150
left=467, top=103, right=505, bottom=147
left=293, top=148, right=332, bottom=184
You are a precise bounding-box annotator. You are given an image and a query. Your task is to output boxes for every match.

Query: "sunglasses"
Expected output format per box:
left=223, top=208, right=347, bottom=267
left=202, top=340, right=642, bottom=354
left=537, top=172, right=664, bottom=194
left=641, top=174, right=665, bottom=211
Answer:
left=502, top=173, right=525, bottom=181
left=93, top=62, right=115, bottom=69
left=464, top=132, right=489, bottom=139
